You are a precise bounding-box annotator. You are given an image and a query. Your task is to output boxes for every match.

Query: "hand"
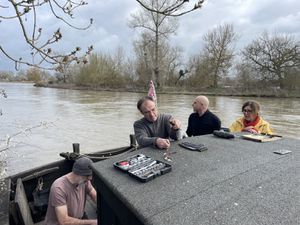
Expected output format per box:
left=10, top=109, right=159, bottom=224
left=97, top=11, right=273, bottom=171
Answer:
left=156, top=138, right=170, bottom=149
left=169, top=118, right=181, bottom=130
left=89, top=219, right=97, bottom=225
left=243, top=126, right=259, bottom=134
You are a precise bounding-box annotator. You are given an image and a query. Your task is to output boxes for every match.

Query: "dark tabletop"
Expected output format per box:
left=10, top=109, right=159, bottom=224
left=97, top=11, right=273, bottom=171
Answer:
left=92, top=134, right=300, bottom=225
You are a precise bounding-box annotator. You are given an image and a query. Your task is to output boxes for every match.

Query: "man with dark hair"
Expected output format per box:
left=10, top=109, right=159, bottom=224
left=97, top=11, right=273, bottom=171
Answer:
left=186, top=95, right=221, bottom=136
left=134, top=96, right=183, bottom=149
left=45, top=157, right=97, bottom=225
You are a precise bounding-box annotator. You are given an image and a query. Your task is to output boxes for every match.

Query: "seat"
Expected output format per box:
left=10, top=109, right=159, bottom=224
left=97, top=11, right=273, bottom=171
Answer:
left=15, top=178, right=43, bottom=225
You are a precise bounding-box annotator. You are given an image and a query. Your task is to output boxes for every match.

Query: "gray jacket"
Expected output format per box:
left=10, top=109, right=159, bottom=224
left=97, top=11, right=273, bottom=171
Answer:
left=133, top=114, right=182, bottom=148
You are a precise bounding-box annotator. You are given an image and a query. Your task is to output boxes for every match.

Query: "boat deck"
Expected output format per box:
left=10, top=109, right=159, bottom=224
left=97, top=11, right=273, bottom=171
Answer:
left=92, top=134, right=300, bottom=225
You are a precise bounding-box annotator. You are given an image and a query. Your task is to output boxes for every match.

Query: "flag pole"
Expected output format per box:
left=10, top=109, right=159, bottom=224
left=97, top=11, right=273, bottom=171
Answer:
left=148, top=80, right=157, bottom=107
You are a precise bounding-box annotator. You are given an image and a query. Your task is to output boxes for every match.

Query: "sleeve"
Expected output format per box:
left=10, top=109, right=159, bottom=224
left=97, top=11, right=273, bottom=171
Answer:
left=170, top=129, right=183, bottom=140
left=49, top=183, right=67, bottom=207
left=134, top=120, right=157, bottom=148
left=186, top=114, right=193, bottom=137
left=157, top=114, right=182, bottom=141
left=213, top=115, right=221, bottom=131
left=229, top=120, right=242, bottom=132
left=261, top=122, right=273, bottom=135
left=166, top=115, right=180, bottom=141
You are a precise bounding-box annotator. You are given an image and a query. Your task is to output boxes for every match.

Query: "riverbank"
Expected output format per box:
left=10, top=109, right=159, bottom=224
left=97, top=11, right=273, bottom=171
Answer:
left=35, top=83, right=300, bottom=98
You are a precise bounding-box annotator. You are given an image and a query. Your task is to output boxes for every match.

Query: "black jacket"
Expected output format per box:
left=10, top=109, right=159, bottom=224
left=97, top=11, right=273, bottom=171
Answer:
left=186, top=110, right=221, bottom=137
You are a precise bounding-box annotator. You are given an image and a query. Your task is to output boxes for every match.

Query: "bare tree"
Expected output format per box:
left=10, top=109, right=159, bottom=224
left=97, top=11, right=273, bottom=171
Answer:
left=136, top=0, right=205, bottom=17
left=0, top=0, right=93, bottom=71
left=202, top=24, right=237, bottom=88
left=132, top=33, right=153, bottom=85
left=160, top=42, right=182, bottom=86
left=242, top=32, right=300, bottom=89
left=187, top=54, right=212, bottom=88
left=129, top=0, right=181, bottom=86
left=234, top=61, right=258, bottom=88
left=283, top=66, right=300, bottom=90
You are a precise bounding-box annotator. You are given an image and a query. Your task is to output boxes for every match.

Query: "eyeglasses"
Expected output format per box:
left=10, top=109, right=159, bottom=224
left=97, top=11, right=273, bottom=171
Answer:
left=242, top=109, right=253, bottom=113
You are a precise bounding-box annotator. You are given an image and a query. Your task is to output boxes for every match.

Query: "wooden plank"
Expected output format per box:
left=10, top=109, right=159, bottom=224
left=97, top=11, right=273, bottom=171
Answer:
left=15, top=178, right=34, bottom=225
left=242, top=134, right=282, bottom=142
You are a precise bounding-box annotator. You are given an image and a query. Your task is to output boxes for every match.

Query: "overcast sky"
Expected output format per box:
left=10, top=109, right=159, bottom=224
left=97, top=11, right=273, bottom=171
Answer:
left=0, top=0, right=299, bottom=72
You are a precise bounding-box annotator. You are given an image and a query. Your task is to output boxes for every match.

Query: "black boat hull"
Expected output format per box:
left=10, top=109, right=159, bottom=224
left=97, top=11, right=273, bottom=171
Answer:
left=1, top=143, right=136, bottom=225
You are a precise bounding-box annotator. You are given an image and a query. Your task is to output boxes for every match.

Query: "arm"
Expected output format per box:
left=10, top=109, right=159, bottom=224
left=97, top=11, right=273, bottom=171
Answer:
left=157, top=114, right=181, bottom=142
left=55, top=205, right=97, bottom=225
left=229, top=122, right=238, bottom=132
left=134, top=116, right=172, bottom=149
left=259, top=120, right=273, bottom=135
left=214, top=115, right=221, bottom=131
left=134, top=120, right=157, bottom=148
left=263, top=124, right=273, bottom=135
left=229, top=118, right=243, bottom=132
left=186, top=115, right=193, bottom=137
left=88, top=185, right=97, bottom=203
left=169, top=117, right=182, bottom=140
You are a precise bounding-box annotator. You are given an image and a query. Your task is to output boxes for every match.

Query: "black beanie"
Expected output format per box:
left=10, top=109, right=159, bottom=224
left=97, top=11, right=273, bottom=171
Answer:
left=72, top=157, right=93, bottom=176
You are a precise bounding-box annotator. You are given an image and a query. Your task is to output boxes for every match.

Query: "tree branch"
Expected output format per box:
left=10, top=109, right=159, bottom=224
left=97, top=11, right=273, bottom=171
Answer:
left=136, top=0, right=204, bottom=17
left=1, top=0, right=93, bottom=71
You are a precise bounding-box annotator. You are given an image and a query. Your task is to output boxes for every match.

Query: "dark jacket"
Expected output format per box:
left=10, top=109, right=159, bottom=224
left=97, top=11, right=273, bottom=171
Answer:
left=186, top=110, right=221, bottom=137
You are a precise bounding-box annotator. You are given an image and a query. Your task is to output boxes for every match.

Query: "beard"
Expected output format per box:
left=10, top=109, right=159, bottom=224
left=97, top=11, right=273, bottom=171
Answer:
left=76, top=179, right=87, bottom=187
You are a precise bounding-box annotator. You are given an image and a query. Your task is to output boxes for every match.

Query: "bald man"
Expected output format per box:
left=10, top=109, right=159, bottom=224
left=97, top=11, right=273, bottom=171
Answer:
left=186, top=96, right=221, bottom=137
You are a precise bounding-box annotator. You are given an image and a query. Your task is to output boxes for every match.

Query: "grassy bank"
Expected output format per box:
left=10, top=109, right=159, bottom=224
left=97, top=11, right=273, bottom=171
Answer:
left=34, top=83, right=300, bottom=98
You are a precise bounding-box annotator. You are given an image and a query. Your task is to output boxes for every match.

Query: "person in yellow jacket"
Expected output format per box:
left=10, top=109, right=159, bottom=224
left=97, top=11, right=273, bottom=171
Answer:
left=229, top=100, right=273, bottom=134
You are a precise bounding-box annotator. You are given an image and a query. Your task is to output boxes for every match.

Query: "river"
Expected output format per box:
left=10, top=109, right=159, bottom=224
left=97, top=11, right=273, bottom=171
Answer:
left=0, top=82, right=299, bottom=177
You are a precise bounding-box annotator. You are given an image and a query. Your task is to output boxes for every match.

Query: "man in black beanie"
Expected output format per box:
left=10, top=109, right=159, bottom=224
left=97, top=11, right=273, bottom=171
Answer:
left=45, top=157, right=97, bottom=225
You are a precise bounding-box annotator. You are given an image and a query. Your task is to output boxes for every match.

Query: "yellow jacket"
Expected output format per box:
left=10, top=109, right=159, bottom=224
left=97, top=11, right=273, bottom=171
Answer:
left=229, top=117, right=273, bottom=134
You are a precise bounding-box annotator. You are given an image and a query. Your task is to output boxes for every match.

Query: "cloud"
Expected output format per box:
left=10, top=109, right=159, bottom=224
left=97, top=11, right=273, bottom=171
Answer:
left=0, top=0, right=299, bottom=71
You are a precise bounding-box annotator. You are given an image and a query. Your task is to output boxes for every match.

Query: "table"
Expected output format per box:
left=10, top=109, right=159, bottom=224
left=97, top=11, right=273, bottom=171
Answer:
left=92, top=134, right=300, bottom=225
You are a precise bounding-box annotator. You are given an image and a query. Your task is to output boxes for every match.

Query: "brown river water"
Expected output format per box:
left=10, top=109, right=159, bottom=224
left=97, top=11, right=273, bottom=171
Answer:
left=0, top=82, right=299, bottom=177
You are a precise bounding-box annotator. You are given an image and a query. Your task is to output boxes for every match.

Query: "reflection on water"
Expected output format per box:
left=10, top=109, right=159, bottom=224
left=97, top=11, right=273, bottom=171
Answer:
left=0, top=82, right=300, bottom=176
